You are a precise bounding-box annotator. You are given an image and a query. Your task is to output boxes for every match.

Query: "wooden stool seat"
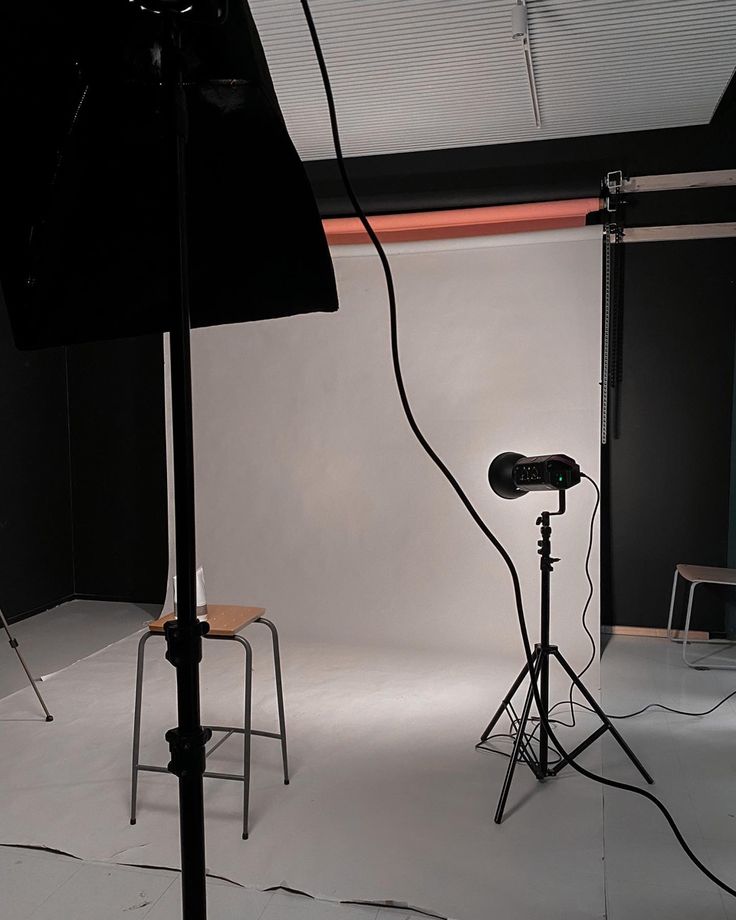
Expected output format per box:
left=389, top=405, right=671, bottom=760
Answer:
left=150, top=605, right=266, bottom=636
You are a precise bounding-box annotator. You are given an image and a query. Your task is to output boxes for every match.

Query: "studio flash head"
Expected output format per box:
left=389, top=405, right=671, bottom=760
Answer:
left=488, top=452, right=581, bottom=500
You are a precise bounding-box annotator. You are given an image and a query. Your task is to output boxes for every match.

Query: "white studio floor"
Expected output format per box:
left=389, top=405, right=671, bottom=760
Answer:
left=1, top=602, right=736, bottom=920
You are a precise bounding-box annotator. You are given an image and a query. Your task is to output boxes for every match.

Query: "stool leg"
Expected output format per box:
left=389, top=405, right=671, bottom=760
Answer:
left=682, top=583, right=699, bottom=668
left=666, top=570, right=680, bottom=640
left=234, top=636, right=253, bottom=839
left=258, top=618, right=289, bottom=785
left=130, top=631, right=154, bottom=825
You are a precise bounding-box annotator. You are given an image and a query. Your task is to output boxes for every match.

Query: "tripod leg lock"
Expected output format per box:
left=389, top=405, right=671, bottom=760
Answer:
left=163, top=617, right=210, bottom=667
left=165, top=726, right=213, bottom=778
left=8, top=637, right=18, bottom=648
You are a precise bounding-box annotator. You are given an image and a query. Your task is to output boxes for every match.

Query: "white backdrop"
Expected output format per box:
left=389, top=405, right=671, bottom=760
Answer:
left=165, top=226, right=601, bottom=676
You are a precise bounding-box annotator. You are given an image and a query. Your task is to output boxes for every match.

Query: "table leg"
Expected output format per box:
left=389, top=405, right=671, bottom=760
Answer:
left=233, top=636, right=253, bottom=839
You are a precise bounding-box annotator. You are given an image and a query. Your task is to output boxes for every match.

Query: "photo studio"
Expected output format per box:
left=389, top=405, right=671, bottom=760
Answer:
left=1, top=2, right=735, bottom=919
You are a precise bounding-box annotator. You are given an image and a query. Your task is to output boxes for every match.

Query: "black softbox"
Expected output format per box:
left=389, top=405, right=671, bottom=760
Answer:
left=0, top=0, right=337, bottom=349
left=0, top=4, right=337, bottom=916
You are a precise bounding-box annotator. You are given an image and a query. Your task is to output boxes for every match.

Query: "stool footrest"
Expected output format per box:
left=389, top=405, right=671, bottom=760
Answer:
left=203, top=769, right=245, bottom=783
left=138, top=728, right=284, bottom=779
left=205, top=724, right=282, bottom=740
left=137, top=764, right=245, bottom=783
left=206, top=730, right=234, bottom=759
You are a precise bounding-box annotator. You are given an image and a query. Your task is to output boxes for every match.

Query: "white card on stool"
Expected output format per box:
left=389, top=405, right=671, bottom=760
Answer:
left=172, top=566, right=208, bottom=619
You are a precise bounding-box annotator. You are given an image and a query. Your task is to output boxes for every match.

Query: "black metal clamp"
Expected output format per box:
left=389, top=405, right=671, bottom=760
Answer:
left=163, top=618, right=213, bottom=778
left=163, top=616, right=210, bottom=667
left=166, top=726, right=213, bottom=779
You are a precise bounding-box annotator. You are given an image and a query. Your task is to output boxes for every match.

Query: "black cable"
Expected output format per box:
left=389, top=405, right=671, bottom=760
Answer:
left=612, top=691, right=736, bottom=719
left=297, top=0, right=736, bottom=899
left=477, top=719, right=567, bottom=766
left=551, top=691, right=736, bottom=721
left=552, top=473, right=736, bottom=723
left=553, top=473, right=599, bottom=729
left=576, top=474, right=599, bottom=684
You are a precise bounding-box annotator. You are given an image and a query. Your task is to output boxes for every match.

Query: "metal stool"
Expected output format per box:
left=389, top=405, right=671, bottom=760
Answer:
left=666, top=564, right=736, bottom=670
left=130, top=605, right=289, bottom=839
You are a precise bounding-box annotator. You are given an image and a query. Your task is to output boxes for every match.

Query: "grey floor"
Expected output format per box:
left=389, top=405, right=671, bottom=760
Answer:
left=0, top=600, right=159, bottom=699
left=0, top=601, right=435, bottom=920
left=600, top=635, right=736, bottom=920
left=0, top=846, right=412, bottom=920
left=3, top=601, right=736, bottom=918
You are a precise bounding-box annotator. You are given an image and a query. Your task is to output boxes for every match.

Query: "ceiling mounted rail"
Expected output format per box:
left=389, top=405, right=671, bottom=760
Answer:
left=605, top=169, right=736, bottom=195
left=620, top=223, right=736, bottom=243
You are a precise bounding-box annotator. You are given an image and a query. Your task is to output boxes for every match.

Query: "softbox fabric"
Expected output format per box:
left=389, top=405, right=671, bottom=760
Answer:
left=0, top=1, right=337, bottom=349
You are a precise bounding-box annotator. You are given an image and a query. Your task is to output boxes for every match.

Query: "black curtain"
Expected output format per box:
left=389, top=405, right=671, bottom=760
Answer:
left=0, top=290, right=74, bottom=618
left=607, top=238, right=736, bottom=630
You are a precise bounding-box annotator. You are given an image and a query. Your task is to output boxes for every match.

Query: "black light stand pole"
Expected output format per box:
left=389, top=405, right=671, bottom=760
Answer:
left=535, top=492, right=564, bottom=776
left=160, top=17, right=211, bottom=920
left=480, top=487, right=652, bottom=825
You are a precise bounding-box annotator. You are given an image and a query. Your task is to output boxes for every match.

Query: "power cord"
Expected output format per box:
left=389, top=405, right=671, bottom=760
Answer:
left=548, top=472, right=599, bottom=729
left=577, top=473, right=600, bottom=683
left=549, top=472, right=736, bottom=725
left=551, top=693, right=736, bottom=722
left=610, top=691, right=736, bottom=719
left=297, top=0, right=736, bottom=898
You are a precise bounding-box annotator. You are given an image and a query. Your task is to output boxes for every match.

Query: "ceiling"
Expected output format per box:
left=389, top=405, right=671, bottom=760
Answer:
left=249, top=0, right=736, bottom=161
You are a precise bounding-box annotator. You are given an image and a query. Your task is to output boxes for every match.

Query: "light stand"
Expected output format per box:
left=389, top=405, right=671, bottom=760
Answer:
left=481, top=454, right=653, bottom=823
left=1, top=5, right=337, bottom=918
left=158, top=13, right=211, bottom=917
left=0, top=606, right=53, bottom=721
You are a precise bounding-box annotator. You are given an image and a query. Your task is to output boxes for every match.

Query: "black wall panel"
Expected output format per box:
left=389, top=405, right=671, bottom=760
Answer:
left=607, top=239, right=736, bottom=630
left=0, top=290, right=74, bottom=619
left=67, top=336, right=168, bottom=604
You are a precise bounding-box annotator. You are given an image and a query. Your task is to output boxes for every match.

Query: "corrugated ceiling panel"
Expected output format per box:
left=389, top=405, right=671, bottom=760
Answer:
left=249, top=0, right=736, bottom=159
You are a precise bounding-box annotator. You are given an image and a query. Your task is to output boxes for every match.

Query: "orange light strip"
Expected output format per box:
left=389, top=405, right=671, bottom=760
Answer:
left=323, top=198, right=601, bottom=245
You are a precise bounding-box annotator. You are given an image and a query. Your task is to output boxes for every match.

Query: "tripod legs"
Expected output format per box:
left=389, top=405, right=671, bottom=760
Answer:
left=483, top=644, right=652, bottom=824
left=480, top=650, right=539, bottom=744
left=550, top=649, right=653, bottom=784
left=494, top=651, right=543, bottom=824
left=0, top=607, right=53, bottom=721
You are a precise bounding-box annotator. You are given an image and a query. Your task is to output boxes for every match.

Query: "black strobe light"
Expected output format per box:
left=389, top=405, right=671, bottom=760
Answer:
left=488, top=452, right=581, bottom=500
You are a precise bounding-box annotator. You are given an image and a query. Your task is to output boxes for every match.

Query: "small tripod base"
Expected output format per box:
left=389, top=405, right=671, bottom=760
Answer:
left=0, top=607, right=53, bottom=721
left=480, top=642, right=653, bottom=824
